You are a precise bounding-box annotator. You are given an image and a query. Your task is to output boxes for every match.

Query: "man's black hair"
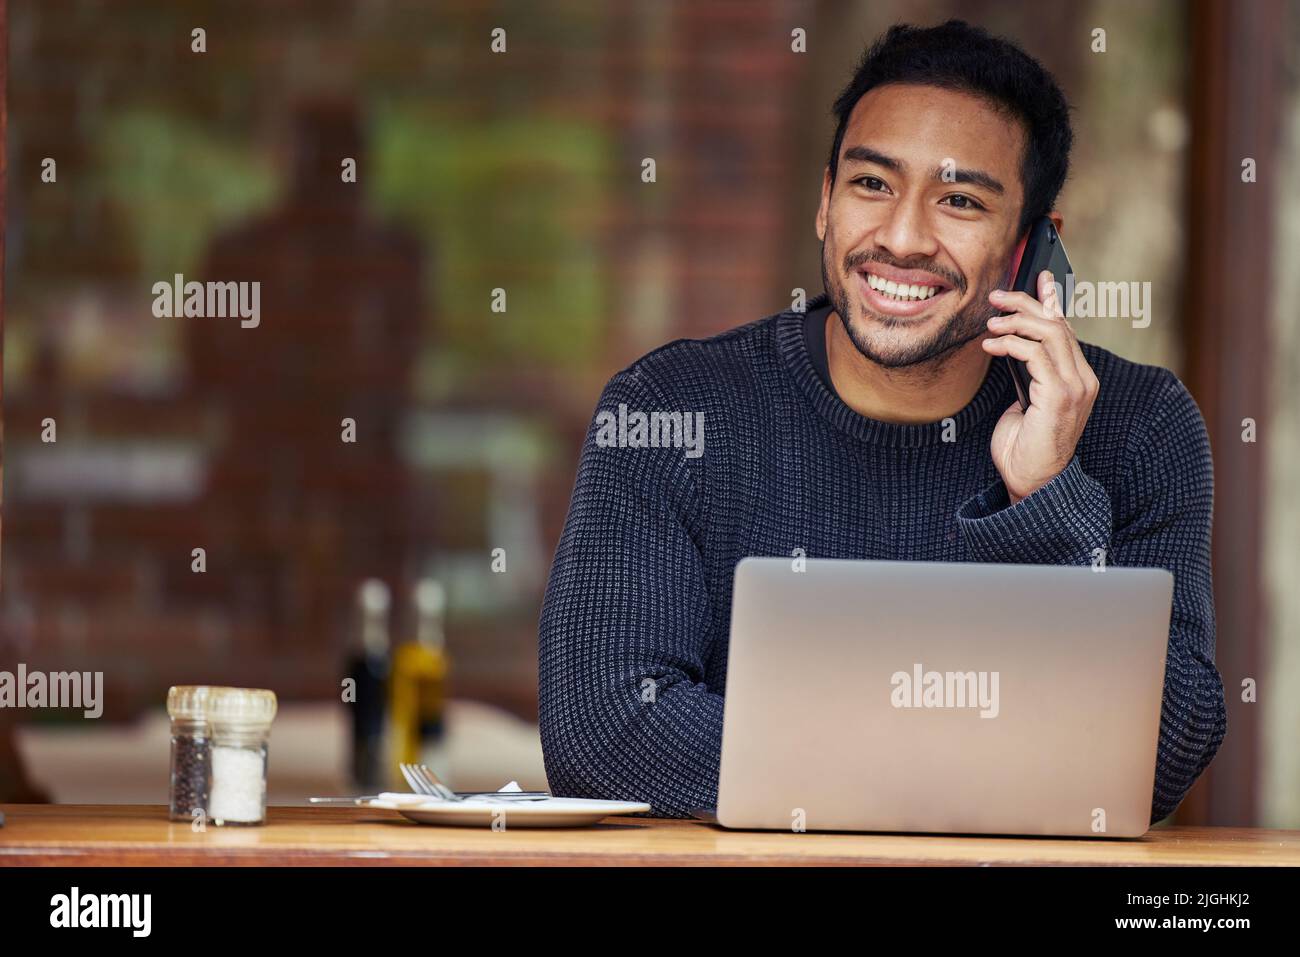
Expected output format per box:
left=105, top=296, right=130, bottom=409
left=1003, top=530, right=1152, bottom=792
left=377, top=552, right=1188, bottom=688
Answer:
left=827, top=19, right=1073, bottom=236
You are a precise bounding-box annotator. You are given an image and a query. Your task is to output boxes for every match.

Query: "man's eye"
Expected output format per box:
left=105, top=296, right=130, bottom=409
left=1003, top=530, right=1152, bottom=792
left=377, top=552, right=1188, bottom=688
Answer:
left=852, top=176, right=887, bottom=192
left=943, top=194, right=985, bottom=211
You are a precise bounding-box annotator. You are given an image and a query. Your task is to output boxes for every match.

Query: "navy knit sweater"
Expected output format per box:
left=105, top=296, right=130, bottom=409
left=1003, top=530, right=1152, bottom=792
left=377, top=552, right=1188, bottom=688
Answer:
left=538, top=292, right=1227, bottom=824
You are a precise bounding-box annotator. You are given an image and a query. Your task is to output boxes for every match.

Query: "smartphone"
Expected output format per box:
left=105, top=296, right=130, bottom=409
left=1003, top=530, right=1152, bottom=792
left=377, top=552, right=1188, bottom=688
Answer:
left=1001, top=216, right=1073, bottom=411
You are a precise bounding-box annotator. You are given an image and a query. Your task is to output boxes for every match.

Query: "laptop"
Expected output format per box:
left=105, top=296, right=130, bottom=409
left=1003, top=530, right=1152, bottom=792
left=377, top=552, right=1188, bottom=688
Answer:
left=712, top=557, right=1173, bottom=838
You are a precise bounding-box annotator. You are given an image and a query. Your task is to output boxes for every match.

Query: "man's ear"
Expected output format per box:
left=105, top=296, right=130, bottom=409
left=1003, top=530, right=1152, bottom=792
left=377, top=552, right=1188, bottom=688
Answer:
left=815, top=166, right=832, bottom=241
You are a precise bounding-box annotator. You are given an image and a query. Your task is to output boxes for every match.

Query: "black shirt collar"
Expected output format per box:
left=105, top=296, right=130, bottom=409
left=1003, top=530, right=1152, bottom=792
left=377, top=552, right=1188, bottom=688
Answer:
left=777, top=292, right=1014, bottom=448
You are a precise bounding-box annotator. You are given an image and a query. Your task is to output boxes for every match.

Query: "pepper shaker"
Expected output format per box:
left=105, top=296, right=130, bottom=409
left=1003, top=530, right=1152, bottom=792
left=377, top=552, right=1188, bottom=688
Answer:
left=166, top=685, right=214, bottom=822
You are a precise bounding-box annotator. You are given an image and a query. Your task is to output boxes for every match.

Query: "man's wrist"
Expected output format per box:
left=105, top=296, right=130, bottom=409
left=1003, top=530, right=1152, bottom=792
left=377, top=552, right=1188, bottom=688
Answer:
left=1004, top=462, right=1073, bottom=509
left=956, top=455, right=1113, bottom=565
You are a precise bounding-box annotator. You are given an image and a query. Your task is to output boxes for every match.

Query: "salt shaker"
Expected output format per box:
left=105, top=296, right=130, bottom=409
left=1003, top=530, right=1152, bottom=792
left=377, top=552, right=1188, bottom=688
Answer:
left=207, top=687, right=278, bottom=826
left=166, top=685, right=213, bottom=822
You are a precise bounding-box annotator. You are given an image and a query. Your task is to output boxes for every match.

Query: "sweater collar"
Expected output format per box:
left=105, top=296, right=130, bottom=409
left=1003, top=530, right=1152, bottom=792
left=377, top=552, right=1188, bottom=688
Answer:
left=776, top=292, right=1015, bottom=448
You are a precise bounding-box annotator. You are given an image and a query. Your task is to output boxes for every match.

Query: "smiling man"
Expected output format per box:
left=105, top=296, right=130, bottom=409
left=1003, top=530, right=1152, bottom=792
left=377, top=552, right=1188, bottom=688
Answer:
left=538, top=20, right=1226, bottom=824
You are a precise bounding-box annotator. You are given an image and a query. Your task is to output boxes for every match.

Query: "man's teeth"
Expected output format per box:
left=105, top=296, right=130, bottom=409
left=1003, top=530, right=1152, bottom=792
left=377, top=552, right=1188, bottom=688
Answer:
left=864, top=271, right=942, bottom=301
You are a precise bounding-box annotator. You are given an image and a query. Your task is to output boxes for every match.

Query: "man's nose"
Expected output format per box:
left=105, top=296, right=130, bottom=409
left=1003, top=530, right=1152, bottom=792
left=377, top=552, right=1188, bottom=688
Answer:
left=874, top=194, right=940, bottom=262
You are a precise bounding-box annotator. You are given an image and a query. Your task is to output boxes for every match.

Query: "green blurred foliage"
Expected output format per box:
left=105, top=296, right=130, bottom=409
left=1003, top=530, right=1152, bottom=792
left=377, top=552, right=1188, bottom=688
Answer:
left=370, top=104, right=610, bottom=384
left=96, top=109, right=279, bottom=280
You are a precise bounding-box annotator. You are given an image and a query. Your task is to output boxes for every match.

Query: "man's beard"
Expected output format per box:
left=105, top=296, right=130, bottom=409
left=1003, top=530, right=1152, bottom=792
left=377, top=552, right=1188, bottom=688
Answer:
left=820, top=240, right=1002, bottom=371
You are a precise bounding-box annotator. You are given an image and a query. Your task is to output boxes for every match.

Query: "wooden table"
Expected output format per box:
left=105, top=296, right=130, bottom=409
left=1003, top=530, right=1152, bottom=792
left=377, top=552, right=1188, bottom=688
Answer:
left=2, top=804, right=1298, bottom=865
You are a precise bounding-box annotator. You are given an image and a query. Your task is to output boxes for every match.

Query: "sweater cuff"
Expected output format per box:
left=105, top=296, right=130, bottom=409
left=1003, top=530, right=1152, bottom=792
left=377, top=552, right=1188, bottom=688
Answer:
left=956, top=456, right=1112, bottom=565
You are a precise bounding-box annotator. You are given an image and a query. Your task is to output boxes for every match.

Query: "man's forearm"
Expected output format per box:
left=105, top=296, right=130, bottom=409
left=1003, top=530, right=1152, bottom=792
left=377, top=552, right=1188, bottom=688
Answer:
left=538, top=671, right=724, bottom=817
left=1148, top=638, right=1228, bottom=822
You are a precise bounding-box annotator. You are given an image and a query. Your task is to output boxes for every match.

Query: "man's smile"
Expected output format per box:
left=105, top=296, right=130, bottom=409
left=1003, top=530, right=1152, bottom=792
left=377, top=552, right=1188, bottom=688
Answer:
left=856, top=266, right=957, bottom=318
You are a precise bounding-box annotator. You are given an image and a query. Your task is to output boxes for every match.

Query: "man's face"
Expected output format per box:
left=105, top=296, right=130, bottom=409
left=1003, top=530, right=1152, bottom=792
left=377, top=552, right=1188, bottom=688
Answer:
left=816, top=83, right=1026, bottom=370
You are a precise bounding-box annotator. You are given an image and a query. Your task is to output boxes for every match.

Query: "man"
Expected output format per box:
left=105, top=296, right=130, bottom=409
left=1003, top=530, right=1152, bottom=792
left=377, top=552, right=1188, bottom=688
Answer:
left=538, top=20, right=1226, bottom=823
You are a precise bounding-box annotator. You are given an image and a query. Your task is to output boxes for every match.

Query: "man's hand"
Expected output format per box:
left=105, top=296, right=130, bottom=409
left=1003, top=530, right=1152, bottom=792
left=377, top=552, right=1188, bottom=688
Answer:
left=981, top=268, right=1100, bottom=505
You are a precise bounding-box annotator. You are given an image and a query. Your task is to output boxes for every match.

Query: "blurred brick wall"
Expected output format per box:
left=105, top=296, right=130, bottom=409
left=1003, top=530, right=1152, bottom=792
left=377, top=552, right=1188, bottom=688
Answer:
left=0, top=1, right=819, bottom=720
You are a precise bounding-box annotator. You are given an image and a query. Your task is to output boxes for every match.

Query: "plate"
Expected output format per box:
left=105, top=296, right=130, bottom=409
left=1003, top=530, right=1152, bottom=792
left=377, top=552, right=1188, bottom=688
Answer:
left=367, top=794, right=652, bottom=828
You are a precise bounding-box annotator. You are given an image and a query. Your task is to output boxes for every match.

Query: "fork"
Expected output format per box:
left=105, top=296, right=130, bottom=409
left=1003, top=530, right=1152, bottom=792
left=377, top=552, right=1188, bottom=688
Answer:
left=397, top=763, right=548, bottom=803
left=397, top=764, right=460, bottom=800
left=399, top=762, right=458, bottom=800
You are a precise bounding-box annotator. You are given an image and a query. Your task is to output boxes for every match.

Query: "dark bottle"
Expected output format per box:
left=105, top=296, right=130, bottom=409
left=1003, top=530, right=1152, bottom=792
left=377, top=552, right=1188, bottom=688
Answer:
left=346, top=578, right=391, bottom=790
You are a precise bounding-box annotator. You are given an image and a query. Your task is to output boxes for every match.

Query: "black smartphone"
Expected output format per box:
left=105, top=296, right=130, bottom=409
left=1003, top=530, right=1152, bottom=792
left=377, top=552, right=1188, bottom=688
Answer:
left=1001, top=216, right=1073, bottom=411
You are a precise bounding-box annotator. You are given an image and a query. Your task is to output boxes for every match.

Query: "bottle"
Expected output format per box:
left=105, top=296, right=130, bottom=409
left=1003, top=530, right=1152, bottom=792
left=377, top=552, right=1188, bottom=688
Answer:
left=346, top=579, right=391, bottom=791
left=413, top=579, right=450, bottom=772
left=388, top=578, right=450, bottom=783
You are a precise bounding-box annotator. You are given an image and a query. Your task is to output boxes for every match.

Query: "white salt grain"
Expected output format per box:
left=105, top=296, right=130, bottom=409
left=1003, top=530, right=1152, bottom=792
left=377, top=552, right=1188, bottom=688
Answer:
left=209, top=746, right=266, bottom=823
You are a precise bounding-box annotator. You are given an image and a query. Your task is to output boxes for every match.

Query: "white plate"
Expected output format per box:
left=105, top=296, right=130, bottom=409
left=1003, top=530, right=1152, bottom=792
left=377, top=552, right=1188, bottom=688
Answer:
left=367, top=794, right=651, bottom=828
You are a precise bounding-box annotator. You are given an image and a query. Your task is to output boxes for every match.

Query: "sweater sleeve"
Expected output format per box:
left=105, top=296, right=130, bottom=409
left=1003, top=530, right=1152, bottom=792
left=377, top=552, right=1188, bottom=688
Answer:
left=538, top=367, right=722, bottom=817
left=954, top=373, right=1227, bottom=823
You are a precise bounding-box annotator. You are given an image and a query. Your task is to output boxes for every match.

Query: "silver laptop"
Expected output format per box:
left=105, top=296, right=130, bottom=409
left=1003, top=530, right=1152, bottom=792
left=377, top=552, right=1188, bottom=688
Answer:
left=715, top=557, right=1173, bottom=838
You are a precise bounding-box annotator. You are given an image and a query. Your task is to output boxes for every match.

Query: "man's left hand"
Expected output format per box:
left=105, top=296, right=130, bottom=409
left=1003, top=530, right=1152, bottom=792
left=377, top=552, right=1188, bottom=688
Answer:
left=981, top=268, right=1100, bottom=505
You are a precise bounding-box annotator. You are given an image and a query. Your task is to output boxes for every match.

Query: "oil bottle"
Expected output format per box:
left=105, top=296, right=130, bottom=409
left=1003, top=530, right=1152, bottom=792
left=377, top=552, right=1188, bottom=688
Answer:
left=388, top=578, right=450, bottom=784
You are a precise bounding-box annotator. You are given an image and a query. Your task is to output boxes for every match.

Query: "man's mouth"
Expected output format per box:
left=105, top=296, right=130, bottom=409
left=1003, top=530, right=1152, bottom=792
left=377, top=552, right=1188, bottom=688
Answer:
left=855, top=267, right=954, bottom=317
left=860, top=269, right=944, bottom=301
